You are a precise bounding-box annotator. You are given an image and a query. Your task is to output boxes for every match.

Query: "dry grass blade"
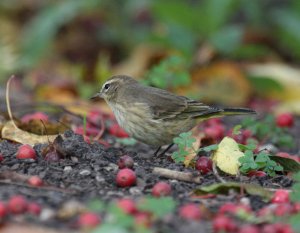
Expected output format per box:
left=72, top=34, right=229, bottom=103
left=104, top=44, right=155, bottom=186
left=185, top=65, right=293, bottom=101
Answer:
left=6, top=75, right=18, bottom=128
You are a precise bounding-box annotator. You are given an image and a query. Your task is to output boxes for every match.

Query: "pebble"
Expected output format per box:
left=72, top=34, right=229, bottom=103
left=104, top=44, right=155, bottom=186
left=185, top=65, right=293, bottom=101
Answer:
left=95, top=175, right=105, bottom=183
left=129, top=187, right=142, bottom=195
left=40, top=208, right=56, bottom=222
left=64, top=166, right=72, bottom=173
left=104, top=163, right=118, bottom=172
left=11, top=163, right=20, bottom=170
left=71, top=157, right=78, bottom=163
left=79, top=169, right=91, bottom=176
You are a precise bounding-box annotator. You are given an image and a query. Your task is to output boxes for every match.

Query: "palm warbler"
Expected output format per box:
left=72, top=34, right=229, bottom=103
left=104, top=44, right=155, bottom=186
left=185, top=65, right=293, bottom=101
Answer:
left=92, top=75, right=255, bottom=154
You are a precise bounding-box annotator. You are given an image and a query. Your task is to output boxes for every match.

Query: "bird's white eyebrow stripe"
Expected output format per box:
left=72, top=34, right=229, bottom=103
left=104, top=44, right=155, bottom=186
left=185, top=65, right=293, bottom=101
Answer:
left=103, top=80, right=115, bottom=85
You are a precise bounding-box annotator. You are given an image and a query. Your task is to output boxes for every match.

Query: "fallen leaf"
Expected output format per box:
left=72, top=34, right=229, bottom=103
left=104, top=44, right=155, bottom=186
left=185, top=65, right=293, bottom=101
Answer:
left=269, top=155, right=300, bottom=173
left=184, top=129, right=203, bottom=167
left=1, top=121, right=58, bottom=146
left=212, top=137, right=244, bottom=175
left=175, top=62, right=252, bottom=106
left=194, top=182, right=272, bottom=200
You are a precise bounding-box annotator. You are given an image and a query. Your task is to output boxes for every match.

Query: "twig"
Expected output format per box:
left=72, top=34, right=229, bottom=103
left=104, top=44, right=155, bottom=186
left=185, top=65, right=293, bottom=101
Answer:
left=0, top=180, right=77, bottom=194
left=152, top=167, right=202, bottom=184
left=6, top=75, right=18, bottom=128
left=212, top=162, right=226, bottom=183
left=94, top=114, right=105, bottom=141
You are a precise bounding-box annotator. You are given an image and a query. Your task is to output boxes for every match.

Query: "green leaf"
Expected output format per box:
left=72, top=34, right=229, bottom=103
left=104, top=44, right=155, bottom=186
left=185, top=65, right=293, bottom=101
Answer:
left=116, top=138, right=137, bottom=146
left=201, top=144, right=219, bottom=152
left=87, top=199, right=106, bottom=212
left=194, top=182, right=272, bottom=200
left=200, top=0, right=239, bottom=33
left=269, top=156, right=300, bottom=172
left=288, top=212, right=300, bottom=233
left=232, top=125, right=242, bottom=135
left=271, top=9, right=300, bottom=58
left=209, top=25, right=243, bottom=53
left=247, top=76, right=284, bottom=94
left=107, top=204, right=134, bottom=228
left=92, top=224, right=129, bottom=233
left=137, top=197, right=176, bottom=219
left=145, top=55, right=191, bottom=89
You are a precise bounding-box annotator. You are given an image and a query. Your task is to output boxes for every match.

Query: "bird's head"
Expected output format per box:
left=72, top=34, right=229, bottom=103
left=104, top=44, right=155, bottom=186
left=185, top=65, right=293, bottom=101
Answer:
left=91, top=75, right=137, bottom=102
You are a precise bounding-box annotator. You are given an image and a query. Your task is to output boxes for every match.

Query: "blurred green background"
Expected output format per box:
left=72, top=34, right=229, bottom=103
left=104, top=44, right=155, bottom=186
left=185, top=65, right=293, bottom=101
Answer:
left=0, top=0, right=299, bottom=100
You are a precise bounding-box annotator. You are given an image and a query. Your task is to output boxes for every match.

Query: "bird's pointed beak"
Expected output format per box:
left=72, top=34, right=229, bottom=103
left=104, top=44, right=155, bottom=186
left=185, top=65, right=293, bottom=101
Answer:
left=90, top=92, right=101, bottom=100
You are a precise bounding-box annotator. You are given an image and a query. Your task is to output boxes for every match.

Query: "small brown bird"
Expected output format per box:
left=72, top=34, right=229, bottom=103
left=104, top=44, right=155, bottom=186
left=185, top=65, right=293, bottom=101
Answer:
left=92, top=75, right=255, bottom=155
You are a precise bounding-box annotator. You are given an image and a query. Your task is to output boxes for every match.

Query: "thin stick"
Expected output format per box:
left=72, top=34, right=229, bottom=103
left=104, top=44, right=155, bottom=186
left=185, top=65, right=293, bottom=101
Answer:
left=6, top=75, right=18, bottom=128
left=152, top=167, right=202, bottom=184
left=94, top=114, right=105, bottom=141
left=0, top=180, right=76, bottom=194
left=212, top=163, right=226, bottom=183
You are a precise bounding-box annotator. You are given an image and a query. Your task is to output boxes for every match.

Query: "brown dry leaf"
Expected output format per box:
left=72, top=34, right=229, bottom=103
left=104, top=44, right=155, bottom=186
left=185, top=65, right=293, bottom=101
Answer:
left=2, top=121, right=58, bottom=146
left=57, top=200, right=86, bottom=219
left=175, top=62, right=252, bottom=106
left=184, top=129, right=204, bottom=167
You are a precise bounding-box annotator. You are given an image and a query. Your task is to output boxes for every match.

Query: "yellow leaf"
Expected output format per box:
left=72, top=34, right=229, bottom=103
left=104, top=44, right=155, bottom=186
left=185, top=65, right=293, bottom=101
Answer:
left=212, top=137, right=244, bottom=175
left=1, top=121, right=58, bottom=146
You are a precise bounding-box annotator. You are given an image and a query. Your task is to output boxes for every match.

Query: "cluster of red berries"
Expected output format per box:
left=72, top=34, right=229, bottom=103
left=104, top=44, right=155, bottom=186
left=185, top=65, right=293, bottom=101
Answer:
left=0, top=195, right=42, bottom=220
left=210, top=189, right=296, bottom=233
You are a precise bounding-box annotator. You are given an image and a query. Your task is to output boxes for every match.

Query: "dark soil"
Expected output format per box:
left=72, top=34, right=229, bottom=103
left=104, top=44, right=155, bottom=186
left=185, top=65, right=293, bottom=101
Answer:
left=0, top=116, right=299, bottom=233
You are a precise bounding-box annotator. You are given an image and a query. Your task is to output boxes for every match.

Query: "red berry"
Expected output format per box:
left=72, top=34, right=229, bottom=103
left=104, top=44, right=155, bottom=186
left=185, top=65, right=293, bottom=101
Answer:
left=238, top=224, right=260, bottom=233
left=257, top=206, right=272, bottom=217
left=117, top=155, right=134, bottom=169
left=262, top=223, right=294, bottom=233
left=276, top=113, right=294, bottom=128
left=27, top=202, right=41, bottom=215
left=206, top=118, right=222, bottom=126
left=134, top=212, right=151, bottom=228
left=274, top=203, right=293, bottom=216
left=179, top=203, right=202, bottom=220
left=44, top=151, right=60, bottom=162
left=218, top=202, right=251, bottom=215
left=293, top=202, right=300, bottom=213
left=109, top=124, right=129, bottom=138
left=152, top=182, right=171, bottom=197
left=87, top=110, right=102, bottom=126
left=242, top=129, right=253, bottom=139
left=28, top=176, right=43, bottom=187
left=0, top=154, right=4, bottom=162
left=204, top=125, right=225, bottom=140
left=116, top=168, right=136, bottom=187
left=116, top=198, right=137, bottom=214
left=16, top=145, right=36, bottom=160
left=213, top=215, right=237, bottom=233
left=247, top=170, right=267, bottom=177
left=0, top=202, right=7, bottom=218
left=8, top=195, right=27, bottom=214
left=271, top=189, right=290, bottom=204
left=21, top=112, right=49, bottom=123
left=195, top=156, right=213, bottom=174
left=78, top=212, right=101, bottom=228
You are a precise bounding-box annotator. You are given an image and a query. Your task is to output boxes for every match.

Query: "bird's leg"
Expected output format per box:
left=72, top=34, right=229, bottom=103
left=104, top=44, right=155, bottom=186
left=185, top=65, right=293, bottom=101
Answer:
left=157, top=143, right=174, bottom=157
left=154, top=146, right=162, bottom=156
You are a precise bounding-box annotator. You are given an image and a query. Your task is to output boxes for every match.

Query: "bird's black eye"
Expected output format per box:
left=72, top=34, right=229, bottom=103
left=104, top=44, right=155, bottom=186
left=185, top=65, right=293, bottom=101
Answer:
left=104, top=83, right=110, bottom=90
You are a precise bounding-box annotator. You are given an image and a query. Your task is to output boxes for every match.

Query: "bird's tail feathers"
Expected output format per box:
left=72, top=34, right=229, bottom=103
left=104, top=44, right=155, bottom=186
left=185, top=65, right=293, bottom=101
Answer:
left=196, top=107, right=256, bottom=120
